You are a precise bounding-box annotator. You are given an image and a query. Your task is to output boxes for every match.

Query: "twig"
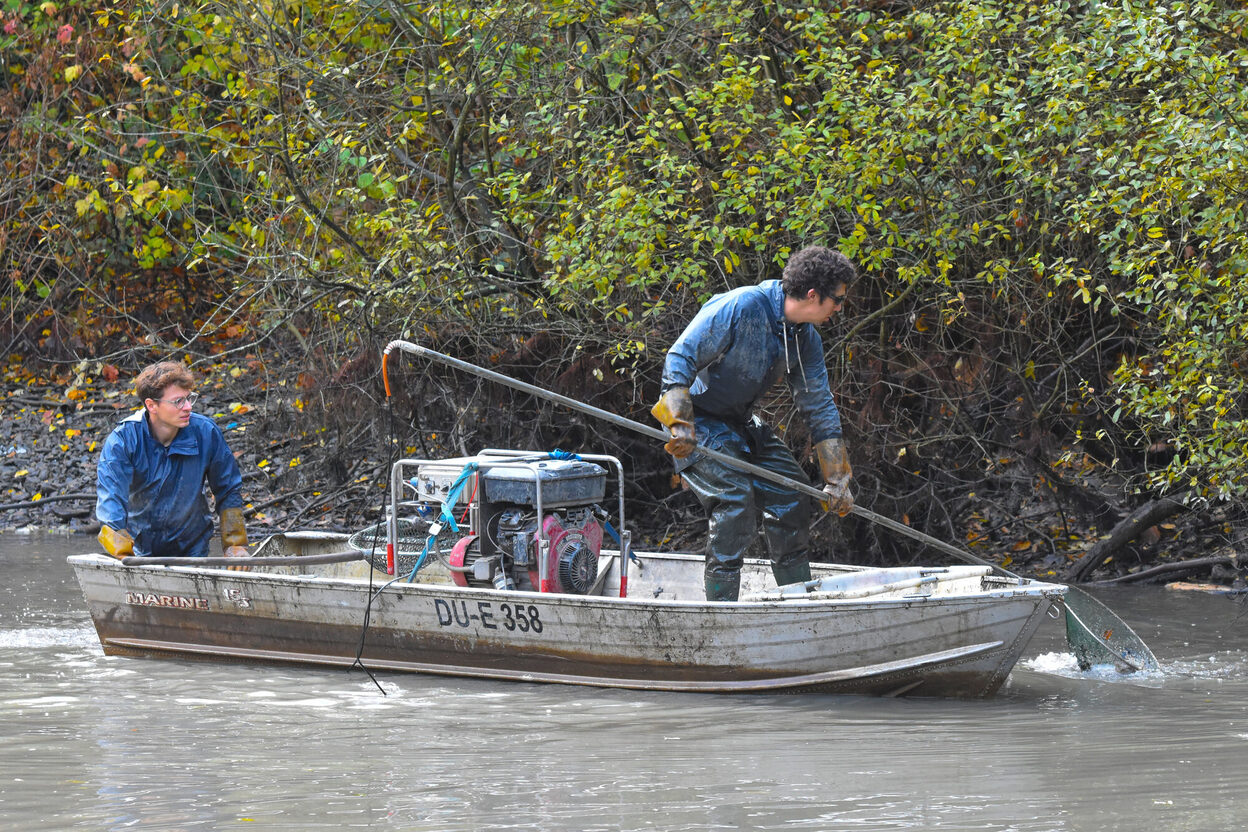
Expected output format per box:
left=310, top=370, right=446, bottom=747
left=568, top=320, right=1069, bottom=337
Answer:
left=1091, top=555, right=1238, bottom=585
left=243, top=484, right=325, bottom=517
left=280, top=482, right=370, bottom=529
left=1065, top=494, right=1188, bottom=582
left=0, top=492, right=95, bottom=512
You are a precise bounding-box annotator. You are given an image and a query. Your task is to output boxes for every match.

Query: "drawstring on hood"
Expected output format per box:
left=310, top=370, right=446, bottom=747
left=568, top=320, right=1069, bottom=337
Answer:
left=660, top=279, right=840, bottom=445
left=783, top=321, right=790, bottom=375
left=783, top=321, right=810, bottom=393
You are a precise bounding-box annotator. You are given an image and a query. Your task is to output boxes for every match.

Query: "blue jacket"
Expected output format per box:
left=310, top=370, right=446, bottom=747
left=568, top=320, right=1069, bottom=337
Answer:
left=96, top=410, right=244, bottom=557
left=661, top=280, right=843, bottom=466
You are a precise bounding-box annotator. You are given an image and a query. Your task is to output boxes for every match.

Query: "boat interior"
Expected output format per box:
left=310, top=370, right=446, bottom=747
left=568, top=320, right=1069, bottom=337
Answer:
left=245, top=531, right=1012, bottom=603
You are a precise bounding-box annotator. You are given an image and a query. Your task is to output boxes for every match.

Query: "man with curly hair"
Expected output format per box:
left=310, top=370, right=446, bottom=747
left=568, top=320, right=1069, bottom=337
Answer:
left=652, top=246, right=856, bottom=601
left=95, top=360, right=250, bottom=562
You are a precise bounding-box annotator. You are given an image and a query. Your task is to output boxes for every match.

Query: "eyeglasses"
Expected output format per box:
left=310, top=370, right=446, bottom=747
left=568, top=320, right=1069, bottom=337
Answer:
left=156, top=392, right=200, bottom=409
left=827, top=293, right=847, bottom=306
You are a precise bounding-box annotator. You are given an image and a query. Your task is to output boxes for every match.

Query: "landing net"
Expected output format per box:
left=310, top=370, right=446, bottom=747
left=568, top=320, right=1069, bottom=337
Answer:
left=1064, top=587, right=1161, bottom=673
left=346, top=518, right=436, bottom=575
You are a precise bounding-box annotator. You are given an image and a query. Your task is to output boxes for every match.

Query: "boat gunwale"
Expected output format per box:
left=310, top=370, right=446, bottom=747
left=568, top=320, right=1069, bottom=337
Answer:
left=67, top=552, right=1066, bottom=612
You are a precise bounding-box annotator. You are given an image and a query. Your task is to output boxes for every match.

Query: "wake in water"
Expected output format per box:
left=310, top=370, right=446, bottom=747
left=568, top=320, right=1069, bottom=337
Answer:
left=0, top=625, right=99, bottom=650
left=1023, top=649, right=1247, bottom=684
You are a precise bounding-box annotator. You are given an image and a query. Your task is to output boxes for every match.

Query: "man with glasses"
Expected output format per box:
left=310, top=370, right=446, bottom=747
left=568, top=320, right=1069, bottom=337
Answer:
left=651, top=246, right=856, bottom=601
left=96, top=360, right=249, bottom=561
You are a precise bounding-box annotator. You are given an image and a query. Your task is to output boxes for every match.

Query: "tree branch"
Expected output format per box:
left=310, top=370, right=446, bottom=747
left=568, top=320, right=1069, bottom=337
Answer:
left=1065, top=494, right=1188, bottom=582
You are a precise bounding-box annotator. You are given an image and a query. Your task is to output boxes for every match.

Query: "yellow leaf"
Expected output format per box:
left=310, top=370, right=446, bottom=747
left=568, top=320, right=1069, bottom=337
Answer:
left=66, top=428, right=81, bottom=438
left=131, top=179, right=159, bottom=206
left=15, top=469, right=28, bottom=477
left=32, top=493, right=42, bottom=501
left=258, top=460, right=269, bottom=468
left=289, top=457, right=301, bottom=467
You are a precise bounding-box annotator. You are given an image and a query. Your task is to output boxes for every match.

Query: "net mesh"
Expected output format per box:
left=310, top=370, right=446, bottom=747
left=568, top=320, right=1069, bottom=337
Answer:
left=346, top=518, right=440, bottom=575
left=1064, top=587, right=1160, bottom=673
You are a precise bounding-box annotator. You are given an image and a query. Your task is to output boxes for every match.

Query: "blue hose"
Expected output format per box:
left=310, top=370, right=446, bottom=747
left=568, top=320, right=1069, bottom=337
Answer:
left=407, top=462, right=478, bottom=581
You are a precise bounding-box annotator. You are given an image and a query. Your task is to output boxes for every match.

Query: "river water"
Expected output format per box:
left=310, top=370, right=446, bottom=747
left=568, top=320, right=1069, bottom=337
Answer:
left=2, top=533, right=1246, bottom=831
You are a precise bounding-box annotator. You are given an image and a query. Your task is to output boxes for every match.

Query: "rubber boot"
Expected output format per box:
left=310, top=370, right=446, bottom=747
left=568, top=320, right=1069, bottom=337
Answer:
left=771, top=552, right=812, bottom=588
left=705, top=573, right=741, bottom=602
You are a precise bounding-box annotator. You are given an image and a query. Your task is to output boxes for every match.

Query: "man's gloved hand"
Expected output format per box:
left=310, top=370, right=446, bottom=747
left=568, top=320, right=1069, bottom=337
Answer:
left=224, top=544, right=252, bottom=572
left=815, top=438, right=854, bottom=517
left=650, top=386, right=696, bottom=458
left=220, top=507, right=251, bottom=572
left=98, top=525, right=134, bottom=560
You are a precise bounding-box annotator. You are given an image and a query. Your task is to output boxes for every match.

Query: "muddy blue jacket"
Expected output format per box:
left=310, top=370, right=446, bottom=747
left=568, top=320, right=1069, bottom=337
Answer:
left=95, top=410, right=244, bottom=557
left=661, top=280, right=842, bottom=465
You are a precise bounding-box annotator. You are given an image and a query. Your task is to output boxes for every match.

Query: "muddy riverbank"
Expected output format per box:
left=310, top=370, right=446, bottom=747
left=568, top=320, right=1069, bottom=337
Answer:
left=3, top=357, right=1244, bottom=590
left=0, top=358, right=389, bottom=541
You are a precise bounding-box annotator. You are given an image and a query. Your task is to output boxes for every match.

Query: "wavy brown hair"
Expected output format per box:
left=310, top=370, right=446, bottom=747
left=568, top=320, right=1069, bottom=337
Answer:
left=781, top=246, right=857, bottom=301
left=135, top=361, right=195, bottom=404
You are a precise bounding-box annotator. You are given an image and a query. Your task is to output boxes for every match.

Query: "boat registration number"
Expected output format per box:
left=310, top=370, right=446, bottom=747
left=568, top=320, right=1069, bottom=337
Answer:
left=433, top=598, right=544, bottom=634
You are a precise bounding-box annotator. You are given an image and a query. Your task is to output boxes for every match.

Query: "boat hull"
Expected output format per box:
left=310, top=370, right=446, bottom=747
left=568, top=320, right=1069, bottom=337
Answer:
left=69, top=543, right=1064, bottom=698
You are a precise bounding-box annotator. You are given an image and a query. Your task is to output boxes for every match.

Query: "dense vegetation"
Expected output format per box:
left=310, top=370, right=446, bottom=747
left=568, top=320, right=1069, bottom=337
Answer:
left=4, top=0, right=1248, bottom=583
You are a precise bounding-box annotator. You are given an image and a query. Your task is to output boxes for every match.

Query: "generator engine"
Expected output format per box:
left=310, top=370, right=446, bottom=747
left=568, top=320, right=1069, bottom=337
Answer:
left=445, top=458, right=608, bottom=594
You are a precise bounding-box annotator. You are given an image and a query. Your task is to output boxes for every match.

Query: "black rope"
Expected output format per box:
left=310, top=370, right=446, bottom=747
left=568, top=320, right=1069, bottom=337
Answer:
left=348, top=394, right=398, bottom=695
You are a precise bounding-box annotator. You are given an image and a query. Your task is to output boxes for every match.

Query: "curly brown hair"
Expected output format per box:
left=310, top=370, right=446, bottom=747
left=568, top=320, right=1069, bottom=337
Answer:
left=134, top=361, right=195, bottom=404
left=781, top=246, right=857, bottom=301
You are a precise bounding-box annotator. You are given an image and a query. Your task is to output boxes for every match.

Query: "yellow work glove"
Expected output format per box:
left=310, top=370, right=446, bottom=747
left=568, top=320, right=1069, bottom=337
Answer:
left=98, top=525, right=134, bottom=560
left=815, top=438, right=854, bottom=517
left=220, top=506, right=252, bottom=571
left=650, top=386, right=696, bottom=458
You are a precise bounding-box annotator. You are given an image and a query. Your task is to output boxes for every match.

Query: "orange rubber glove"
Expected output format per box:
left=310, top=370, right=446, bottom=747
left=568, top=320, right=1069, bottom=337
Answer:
left=220, top=507, right=251, bottom=571
left=650, top=386, right=696, bottom=458
left=98, top=525, right=134, bottom=560
left=815, top=438, right=854, bottom=517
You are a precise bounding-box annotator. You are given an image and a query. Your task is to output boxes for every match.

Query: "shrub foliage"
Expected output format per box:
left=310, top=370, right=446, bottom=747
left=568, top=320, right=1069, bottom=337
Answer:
left=5, top=0, right=1248, bottom=560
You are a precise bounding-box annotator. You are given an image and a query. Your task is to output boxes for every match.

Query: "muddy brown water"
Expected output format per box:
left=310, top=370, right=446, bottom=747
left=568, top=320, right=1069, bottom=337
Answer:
left=2, top=533, right=1247, bottom=831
